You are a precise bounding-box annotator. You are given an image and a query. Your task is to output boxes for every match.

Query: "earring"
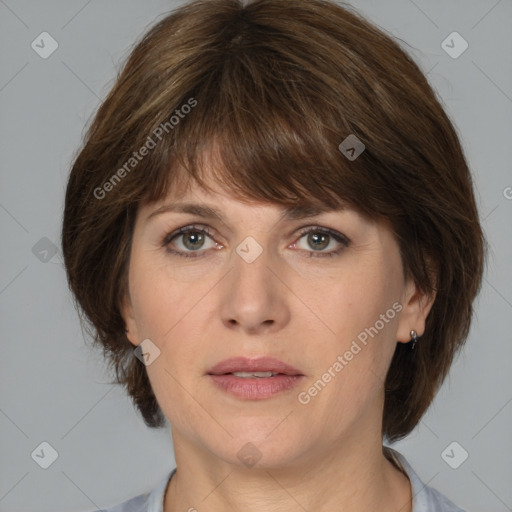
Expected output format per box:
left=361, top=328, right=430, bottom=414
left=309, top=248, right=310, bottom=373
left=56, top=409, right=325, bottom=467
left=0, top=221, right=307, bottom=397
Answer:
left=410, top=330, right=418, bottom=350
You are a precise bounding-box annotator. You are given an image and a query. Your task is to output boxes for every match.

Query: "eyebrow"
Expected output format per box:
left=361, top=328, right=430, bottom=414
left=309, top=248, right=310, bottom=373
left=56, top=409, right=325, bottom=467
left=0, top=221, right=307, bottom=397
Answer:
left=145, top=201, right=342, bottom=224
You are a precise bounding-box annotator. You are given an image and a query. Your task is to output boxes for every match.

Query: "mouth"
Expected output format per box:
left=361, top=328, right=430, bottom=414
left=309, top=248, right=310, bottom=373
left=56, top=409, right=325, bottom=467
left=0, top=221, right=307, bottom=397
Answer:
left=207, top=357, right=305, bottom=400
left=207, top=356, right=304, bottom=377
left=225, top=371, right=283, bottom=378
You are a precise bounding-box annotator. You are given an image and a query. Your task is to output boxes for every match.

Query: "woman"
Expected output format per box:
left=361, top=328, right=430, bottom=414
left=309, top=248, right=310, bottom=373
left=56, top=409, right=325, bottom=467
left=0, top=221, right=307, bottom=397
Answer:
left=61, top=0, right=485, bottom=511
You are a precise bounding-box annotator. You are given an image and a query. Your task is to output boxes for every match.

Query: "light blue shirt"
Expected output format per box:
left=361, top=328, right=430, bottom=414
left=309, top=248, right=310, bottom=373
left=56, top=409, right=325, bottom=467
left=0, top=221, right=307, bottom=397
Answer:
left=97, top=448, right=466, bottom=512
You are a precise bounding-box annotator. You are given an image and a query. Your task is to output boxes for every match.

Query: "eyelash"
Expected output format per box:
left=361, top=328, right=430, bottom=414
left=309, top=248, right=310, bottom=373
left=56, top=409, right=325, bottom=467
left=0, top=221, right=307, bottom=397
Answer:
left=161, top=224, right=350, bottom=259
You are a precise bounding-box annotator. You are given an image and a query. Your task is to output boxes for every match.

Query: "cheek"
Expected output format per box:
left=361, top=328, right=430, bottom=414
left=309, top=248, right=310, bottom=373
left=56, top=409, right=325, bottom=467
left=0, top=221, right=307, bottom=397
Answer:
left=129, top=262, right=208, bottom=425
left=311, top=256, right=404, bottom=397
left=128, top=250, right=196, bottom=335
left=128, top=254, right=214, bottom=366
left=129, top=263, right=168, bottom=338
left=322, top=261, right=401, bottom=339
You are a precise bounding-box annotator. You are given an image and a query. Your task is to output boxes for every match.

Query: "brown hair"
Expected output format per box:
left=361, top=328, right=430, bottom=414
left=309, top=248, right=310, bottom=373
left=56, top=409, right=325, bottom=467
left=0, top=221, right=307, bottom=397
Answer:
left=62, top=0, right=485, bottom=442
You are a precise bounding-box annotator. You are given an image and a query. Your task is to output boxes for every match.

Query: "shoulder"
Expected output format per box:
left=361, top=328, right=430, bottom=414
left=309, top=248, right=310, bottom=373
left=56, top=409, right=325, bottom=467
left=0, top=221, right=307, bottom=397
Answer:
left=92, top=469, right=175, bottom=512
left=100, top=493, right=149, bottom=512
left=421, top=485, right=467, bottom=512
left=384, top=447, right=467, bottom=512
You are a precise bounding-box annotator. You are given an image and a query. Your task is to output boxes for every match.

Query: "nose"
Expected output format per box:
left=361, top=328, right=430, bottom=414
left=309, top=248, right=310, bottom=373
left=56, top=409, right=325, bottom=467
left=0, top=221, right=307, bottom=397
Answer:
left=219, top=241, right=291, bottom=335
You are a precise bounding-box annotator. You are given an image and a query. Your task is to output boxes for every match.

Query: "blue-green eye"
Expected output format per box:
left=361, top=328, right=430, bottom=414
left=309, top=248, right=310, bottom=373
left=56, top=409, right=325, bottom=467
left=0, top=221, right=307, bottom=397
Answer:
left=162, top=224, right=216, bottom=258
left=294, top=226, right=350, bottom=258
left=162, top=224, right=350, bottom=259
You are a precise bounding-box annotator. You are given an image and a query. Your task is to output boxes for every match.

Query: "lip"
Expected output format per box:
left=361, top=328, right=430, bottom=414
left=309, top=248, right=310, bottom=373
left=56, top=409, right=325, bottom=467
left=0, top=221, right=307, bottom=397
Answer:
left=207, top=356, right=303, bottom=376
left=209, top=374, right=305, bottom=399
left=207, top=356, right=305, bottom=400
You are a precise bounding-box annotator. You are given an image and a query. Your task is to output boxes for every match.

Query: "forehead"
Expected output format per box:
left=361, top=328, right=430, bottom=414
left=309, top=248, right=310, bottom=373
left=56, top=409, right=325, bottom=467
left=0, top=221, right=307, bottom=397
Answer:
left=139, top=160, right=351, bottom=221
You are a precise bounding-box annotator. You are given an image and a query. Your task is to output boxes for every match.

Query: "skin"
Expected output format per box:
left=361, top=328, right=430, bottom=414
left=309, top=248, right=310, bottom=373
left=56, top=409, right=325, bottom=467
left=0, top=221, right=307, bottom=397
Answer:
left=121, top=167, right=435, bottom=512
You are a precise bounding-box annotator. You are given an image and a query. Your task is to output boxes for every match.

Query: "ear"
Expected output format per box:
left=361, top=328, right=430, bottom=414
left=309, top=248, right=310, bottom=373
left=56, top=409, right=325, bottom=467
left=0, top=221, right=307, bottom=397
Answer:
left=119, top=291, right=140, bottom=347
left=396, top=276, right=436, bottom=343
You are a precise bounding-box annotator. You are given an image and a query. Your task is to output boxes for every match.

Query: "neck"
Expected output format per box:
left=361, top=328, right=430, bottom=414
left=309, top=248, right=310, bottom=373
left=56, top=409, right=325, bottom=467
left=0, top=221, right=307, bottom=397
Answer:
left=164, top=429, right=411, bottom=512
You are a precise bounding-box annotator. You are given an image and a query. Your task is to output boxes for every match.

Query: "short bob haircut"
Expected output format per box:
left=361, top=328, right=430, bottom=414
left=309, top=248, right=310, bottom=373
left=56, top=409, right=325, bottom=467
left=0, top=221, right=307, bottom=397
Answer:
left=62, top=0, right=485, bottom=443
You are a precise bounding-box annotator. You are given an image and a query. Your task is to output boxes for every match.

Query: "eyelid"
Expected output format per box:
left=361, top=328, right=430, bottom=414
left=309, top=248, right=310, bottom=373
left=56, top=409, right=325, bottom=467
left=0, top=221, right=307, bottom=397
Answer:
left=161, top=224, right=220, bottom=248
left=295, top=225, right=351, bottom=245
left=162, top=223, right=350, bottom=258
left=162, top=223, right=349, bottom=242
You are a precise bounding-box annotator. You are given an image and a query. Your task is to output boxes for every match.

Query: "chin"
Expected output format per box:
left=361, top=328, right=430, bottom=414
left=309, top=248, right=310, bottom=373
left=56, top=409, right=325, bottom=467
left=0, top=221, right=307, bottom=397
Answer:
left=207, top=422, right=309, bottom=470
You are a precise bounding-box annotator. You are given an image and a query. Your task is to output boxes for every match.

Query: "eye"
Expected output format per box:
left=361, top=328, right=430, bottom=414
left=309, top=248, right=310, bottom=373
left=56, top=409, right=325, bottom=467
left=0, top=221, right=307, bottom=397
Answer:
left=161, top=224, right=350, bottom=259
left=293, top=226, right=350, bottom=258
left=162, top=224, right=220, bottom=258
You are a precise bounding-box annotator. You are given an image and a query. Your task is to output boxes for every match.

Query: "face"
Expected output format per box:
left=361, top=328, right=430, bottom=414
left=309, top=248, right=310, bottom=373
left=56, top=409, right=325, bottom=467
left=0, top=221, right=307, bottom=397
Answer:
left=122, top=169, right=433, bottom=470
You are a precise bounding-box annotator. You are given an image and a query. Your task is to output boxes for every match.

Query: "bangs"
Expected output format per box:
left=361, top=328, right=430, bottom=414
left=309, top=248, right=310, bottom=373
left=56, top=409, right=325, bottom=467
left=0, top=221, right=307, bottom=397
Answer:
left=100, top=0, right=423, bottom=225
left=136, top=40, right=380, bottom=218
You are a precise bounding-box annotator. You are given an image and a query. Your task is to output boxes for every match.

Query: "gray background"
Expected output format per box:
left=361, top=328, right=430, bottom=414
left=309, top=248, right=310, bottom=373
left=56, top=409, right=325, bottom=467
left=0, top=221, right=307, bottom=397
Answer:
left=1, top=1, right=511, bottom=511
